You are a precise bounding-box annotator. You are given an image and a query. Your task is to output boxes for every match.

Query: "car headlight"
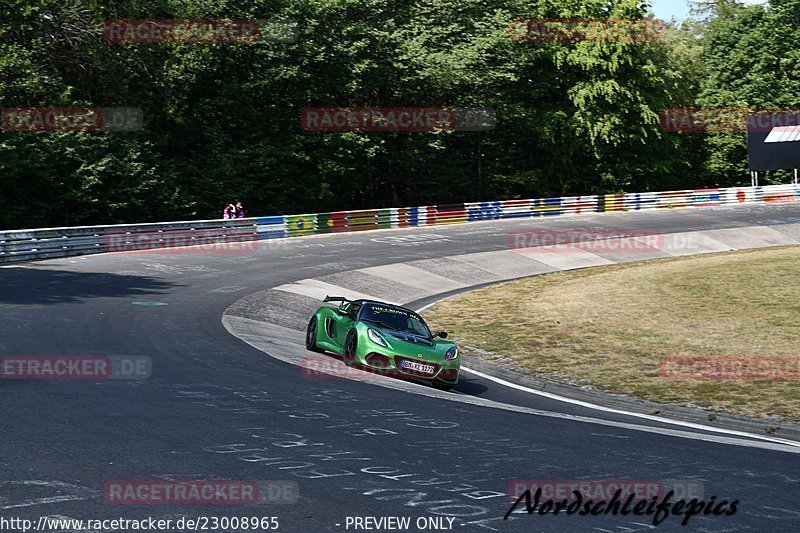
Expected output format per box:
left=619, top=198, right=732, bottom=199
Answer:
left=367, top=328, right=388, bottom=347
left=445, top=346, right=458, bottom=360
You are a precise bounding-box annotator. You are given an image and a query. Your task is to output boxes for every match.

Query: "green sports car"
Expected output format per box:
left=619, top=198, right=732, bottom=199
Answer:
left=305, top=296, right=460, bottom=390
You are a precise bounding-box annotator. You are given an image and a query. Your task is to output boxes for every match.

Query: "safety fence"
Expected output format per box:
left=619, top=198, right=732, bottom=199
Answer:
left=2, top=184, right=799, bottom=263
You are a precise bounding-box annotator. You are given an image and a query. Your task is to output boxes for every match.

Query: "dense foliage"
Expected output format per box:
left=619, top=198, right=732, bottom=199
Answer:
left=0, top=0, right=797, bottom=229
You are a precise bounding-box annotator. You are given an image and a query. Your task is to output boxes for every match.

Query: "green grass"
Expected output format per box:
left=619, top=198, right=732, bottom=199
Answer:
left=425, top=246, right=800, bottom=421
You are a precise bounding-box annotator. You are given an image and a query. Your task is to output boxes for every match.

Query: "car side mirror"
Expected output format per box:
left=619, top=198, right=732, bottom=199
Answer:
left=337, top=308, right=350, bottom=317
left=434, top=331, right=448, bottom=339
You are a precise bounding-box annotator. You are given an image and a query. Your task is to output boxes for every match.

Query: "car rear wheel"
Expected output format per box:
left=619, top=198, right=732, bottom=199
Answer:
left=343, top=330, right=358, bottom=367
left=305, top=317, right=324, bottom=353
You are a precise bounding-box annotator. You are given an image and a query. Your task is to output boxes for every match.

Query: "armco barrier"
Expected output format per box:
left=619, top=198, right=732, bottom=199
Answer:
left=1, top=184, right=799, bottom=263
left=0, top=217, right=284, bottom=263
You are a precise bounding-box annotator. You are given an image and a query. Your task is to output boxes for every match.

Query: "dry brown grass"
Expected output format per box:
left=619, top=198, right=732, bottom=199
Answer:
left=425, top=246, right=800, bottom=421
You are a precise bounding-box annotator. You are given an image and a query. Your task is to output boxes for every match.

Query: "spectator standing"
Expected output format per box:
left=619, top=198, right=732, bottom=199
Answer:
left=222, top=203, right=235, bottom=219
left=235, top=201, right=245, bottom=218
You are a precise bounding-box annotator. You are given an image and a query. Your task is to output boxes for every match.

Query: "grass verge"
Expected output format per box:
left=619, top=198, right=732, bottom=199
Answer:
left=425, top=246, right=800, bottom=421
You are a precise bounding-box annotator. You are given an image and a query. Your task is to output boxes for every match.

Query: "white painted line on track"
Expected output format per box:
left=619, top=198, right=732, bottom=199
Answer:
left=225, top=316, right=800, bottom=454
left=415, top=300, right=800, bottom=449
left=460, top=365, right=800, bottom=448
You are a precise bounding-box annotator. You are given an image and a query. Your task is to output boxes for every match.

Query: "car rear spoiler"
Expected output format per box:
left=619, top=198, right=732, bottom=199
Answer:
left=323, top=295, right=350, bottom=303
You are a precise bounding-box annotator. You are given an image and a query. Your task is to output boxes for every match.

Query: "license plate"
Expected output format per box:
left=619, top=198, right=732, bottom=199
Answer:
left=400, top=360, right=435, bottom=375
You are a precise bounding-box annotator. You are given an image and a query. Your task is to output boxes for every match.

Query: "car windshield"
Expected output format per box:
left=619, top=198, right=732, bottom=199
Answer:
left=360, top=304, right=431, bottom=337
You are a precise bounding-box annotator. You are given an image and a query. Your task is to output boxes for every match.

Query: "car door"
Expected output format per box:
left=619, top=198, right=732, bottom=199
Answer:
left=332, top=301, right=359, bottom=350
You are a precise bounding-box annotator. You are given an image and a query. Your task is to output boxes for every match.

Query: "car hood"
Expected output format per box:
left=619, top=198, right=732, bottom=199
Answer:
left=383, top=329, right=435, bottom=347
left=378, top=330, right=456, bottom=358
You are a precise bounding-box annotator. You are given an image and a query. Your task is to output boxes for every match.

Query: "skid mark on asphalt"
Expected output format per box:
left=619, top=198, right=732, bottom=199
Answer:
left=0, top=480, right=97, bottom=510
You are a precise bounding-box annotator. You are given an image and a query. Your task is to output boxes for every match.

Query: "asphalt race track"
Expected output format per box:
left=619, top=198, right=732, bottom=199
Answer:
left=3, top=204, right=800, bottom=533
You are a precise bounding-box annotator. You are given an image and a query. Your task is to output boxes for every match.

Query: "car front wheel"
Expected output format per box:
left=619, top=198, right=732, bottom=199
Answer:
left=343, top=330, right=358, bottom=367
left=305, top=317, right=325, bottom=353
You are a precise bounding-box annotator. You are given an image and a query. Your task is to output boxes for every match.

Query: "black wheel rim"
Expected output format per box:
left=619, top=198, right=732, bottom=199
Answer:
left=345, top=333, right=356, bottom=363
left=306, top=319, right=316, bottom=348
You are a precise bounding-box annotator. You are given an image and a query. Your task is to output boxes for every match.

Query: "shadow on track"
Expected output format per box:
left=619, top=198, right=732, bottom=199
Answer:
left=450, top=376, right=488, bottom=395
left=0, top=267, right=179, bottom=305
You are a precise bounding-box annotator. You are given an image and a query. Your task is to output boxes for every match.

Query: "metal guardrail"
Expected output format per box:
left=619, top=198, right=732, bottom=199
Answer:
left=1, top=184, right=799, bottom=263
